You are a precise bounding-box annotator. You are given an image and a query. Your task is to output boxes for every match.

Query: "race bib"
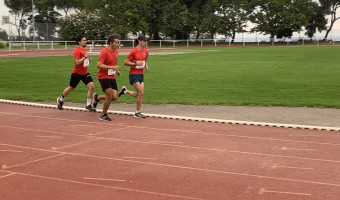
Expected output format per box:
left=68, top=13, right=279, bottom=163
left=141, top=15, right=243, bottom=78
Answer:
left=135, top=61, right=145, bottom=69
left=108, top=69, right=116, bottom=75
left=83, top=58, right=89, bottom=67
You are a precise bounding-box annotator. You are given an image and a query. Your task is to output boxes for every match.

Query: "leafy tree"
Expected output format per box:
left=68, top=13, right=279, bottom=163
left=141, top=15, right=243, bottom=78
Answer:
left=30, top=0, right=61, bottom=40
left=58, top=10, right=109, bottom=41
left=82, top=0, right=149, bottom=40
left=4, top=0, right=32, bottom=39
left=216, top=0, right=252, bottom=42
left=180, top=0, right=209, bottom=39
left=54, top=0, right=84, bottom=15
left=0, top=29, right=9, bottom=41
left=250, top=0, right=315, bottom=41
left=305, top=2, right=328, bottom=40
left=319, top=0, right=340, bottom=40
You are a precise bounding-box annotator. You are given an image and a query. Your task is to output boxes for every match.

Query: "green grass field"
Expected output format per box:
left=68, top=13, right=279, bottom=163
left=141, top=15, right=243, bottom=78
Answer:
left=0, top=46, right=340, bottom=108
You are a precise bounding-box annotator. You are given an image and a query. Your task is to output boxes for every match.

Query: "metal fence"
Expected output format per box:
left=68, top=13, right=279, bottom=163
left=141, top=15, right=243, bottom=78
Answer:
left=2, top=37, right=339, bottom=51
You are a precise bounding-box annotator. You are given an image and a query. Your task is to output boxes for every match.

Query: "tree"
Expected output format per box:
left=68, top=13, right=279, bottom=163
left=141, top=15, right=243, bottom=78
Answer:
left=216, top=0, right=252, bottom=42
left=4, top=0, right=32, bottom=39
left=81, top=0, right=150, bottom=40
left=319, top=0, right=340, bottom=40
left=250, top=0, right=315, bottom=41
left=30, top=0, right=61, bottom=40
left=0, top=29, right=9, bottom=41
left=304, top=2, right=328, bottom=40
left=180, top=0, right=209, bottom=39
left=54, top=0, right=84, bottom=16
left=58, top=10, right=109, bottom=41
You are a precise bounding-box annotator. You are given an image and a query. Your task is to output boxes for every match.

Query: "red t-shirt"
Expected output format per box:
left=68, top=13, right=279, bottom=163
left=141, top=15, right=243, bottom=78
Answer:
left=97, top=47, right=118, bottom=80
left=72, top=47, right=88, bottom=75
left=126, top=47, right=149, bottom=75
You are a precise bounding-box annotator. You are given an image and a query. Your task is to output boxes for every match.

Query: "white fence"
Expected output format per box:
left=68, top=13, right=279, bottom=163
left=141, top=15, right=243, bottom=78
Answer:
left=2, top=37, right=339, bottom=51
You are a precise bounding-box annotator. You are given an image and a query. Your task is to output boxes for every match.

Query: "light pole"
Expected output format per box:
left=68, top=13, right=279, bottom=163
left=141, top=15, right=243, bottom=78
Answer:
left=32, top=0, right=35, bottom=43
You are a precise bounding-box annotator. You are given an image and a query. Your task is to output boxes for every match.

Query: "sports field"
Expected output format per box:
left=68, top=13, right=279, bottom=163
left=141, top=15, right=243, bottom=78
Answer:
left=0, top=46, right=339, bottom=108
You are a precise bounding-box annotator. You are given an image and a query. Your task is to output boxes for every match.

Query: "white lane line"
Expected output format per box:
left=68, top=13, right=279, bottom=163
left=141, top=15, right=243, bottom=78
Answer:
left=0, top=150, right=23, bottom=153
left=122, top=156, right=158, bottom=160
left=35, top=135, right=64, bottom=139
left=149, top=141, right=183, bottom=144
left=83, top=177, right=126, bottom=182
left=259, top=187, right=311, bottom=196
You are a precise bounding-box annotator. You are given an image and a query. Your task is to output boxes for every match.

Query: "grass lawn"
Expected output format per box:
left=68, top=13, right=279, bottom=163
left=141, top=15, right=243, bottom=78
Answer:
left=0, top=46, right=339, bottom=108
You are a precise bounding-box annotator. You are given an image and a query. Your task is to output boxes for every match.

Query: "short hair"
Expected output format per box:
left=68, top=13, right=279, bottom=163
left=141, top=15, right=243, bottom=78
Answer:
left=76, top=34, right=85, bottom=44
left=135, top=34, right=147, bottom=45
left=107, top=35, right=119, bottom=44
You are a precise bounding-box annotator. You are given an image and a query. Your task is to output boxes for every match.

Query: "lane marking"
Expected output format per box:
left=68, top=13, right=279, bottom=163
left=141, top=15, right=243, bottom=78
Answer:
left=281, top=146, right=318, bottom=151
left=52, top=138, right=102, bottom=150
left=84, top=177, right=126, bottom=182
left=0, top=169, right=204, bottom=200
left=0, top=54, right=19, bottom=57
left=2, top=153, right=66, bottom=169
left=70, top=125, right=95, bottom=128
left=0, top=173, right=16, bottom=179
left=89, top=127, right=131, bottom=136
left=259, top=188, right=311, bottom=196
left=149, top=141, right=183, bottom=144
left=2, top=143, right=340, bottom=188
left=35, top=135, right=64, bottom=139
left=122, top=156, right=158, bottom=160
left=289, top=134, right=320, bottom=137
left=271, top=164, right=314, bottom=170
left=0, top=150, right=23, bottom=153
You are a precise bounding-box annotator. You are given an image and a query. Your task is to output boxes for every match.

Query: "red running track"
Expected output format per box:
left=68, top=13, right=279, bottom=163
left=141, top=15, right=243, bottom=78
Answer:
left=0, top=103, right=340, bottom=200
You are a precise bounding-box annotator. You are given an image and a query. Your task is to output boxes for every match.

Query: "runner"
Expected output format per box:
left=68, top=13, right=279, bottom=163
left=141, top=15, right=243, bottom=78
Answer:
left=119, top=35, right=149, bottom=119
left=92, top=35, right=121, bottom=121
left=57, top=34, right=96, bottom=112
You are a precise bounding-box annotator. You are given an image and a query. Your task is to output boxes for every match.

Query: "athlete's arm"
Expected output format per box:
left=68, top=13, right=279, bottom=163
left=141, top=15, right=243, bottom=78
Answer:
left=97, top=61, right=120, bottom=71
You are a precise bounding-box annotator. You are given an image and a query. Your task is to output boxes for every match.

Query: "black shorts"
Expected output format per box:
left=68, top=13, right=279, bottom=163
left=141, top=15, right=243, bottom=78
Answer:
left=99, top=79, right=118, bottom=92
left=129, top=74, right=144, bottom=85
left=69, top=73, right=93, bottom=88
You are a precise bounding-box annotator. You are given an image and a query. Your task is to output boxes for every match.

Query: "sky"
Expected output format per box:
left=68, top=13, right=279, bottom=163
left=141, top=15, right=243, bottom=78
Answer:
left=0, top=0, right=339, bottom=38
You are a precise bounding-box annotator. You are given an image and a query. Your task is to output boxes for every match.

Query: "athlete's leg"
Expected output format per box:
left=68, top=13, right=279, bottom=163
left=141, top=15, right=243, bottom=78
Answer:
left=133, top=82, right=144, bottom=112
left=102, top=88, right=113, bottom=116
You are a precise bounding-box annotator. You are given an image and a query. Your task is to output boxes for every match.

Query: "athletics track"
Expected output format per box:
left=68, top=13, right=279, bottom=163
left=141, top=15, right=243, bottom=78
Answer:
left=0, top=101, right=340, bottom=200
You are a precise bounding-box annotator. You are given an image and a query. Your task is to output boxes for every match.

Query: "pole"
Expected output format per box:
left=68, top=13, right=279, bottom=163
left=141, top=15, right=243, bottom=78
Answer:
left=32, top=0, right=35, bottom=44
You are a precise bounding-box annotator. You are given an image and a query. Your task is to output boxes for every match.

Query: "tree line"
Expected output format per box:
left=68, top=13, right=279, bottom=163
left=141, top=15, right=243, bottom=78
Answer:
left=3, top=0, right=340, bottom=42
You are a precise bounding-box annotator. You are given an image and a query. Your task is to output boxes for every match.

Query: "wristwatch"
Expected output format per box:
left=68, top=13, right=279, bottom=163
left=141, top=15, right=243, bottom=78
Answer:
left=134, top=62, right=137, bottom=66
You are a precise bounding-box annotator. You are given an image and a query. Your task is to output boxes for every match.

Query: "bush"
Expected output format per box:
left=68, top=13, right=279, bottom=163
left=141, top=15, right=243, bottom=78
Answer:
left=0, top=41, right=5, bottom=49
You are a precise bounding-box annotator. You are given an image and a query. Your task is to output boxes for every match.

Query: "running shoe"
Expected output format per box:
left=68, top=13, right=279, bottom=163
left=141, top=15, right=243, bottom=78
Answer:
left=118, top=86, right=127, bottom=97
left=57, top=97, right=63, bottom=110
left=85, top=105, right=96, bottom=112
left=134, top=112, right=146, bottom=119
left=99, top=114, right=111, bottom=121
left=92, top=93, right=99, bottom=108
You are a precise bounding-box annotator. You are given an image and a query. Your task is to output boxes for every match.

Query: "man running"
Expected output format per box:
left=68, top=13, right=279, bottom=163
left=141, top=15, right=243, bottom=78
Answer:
left=57, top=34, right=96, bottom=112
left=92, top=35, right=121, bottom=121
left=119, top=35, right=149, bottom=119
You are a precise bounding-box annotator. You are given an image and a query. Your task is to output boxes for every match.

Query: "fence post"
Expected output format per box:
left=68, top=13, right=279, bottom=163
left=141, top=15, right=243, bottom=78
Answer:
left=160, top=40, right=162, bottom=48
left=65, top=41, right=67, bottom=49
left=23, top=41, right=25, bottom=51
left=37, top=41, right=40, bottom=50
left=187, top=40, right=189, bottom=47
left=201, top=40, right=203, bottom=47
left=52, top=41, right=54, bottom=50
left=9, top=41, right=11, bottom=51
